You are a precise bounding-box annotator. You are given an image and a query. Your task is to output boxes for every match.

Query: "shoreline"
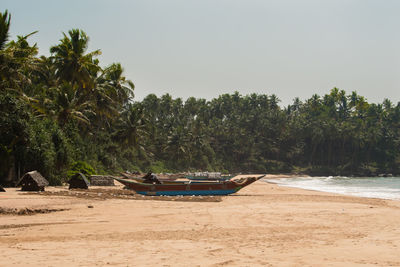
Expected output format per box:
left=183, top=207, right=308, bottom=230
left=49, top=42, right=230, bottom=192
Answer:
left=262, top=175, right=400, bottom=202
left=1, top=178, right=400, bottom=266
left=263, top=173, right=310, bottom=179
left=263, top=173, right=398, bottom=178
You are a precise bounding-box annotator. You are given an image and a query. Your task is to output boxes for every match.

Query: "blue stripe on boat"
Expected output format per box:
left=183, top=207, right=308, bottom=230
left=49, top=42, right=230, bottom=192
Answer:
left=136, top=189, right=237, bottom=196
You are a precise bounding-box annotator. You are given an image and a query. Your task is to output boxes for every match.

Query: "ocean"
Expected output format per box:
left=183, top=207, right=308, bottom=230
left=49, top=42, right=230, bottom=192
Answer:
left=264, top=176, right=400, bottom=200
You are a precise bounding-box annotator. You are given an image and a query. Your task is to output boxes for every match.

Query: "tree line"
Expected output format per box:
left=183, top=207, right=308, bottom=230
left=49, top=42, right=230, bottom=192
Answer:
left=1, top=10, right=399, bottom=185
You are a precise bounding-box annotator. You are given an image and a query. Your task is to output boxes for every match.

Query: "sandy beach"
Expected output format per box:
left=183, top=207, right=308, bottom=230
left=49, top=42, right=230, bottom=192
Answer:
left=1, top=175, right=400, bottom=267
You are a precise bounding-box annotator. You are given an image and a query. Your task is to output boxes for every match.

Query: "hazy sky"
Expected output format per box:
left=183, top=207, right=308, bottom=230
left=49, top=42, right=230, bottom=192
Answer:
left=3, top=0, right=400, bottom=106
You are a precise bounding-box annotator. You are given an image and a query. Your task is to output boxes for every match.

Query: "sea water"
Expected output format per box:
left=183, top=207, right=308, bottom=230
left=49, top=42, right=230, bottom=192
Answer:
left=264, top=176, right=400, bottom=200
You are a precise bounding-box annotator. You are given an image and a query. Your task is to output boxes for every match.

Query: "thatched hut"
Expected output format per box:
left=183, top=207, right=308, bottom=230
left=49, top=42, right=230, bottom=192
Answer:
left=68, top=173, right=90, bottom=189
left=89, top=175, right=115, bottom=186
left=0, top=185, right=5, bottom=192
left=18, top=171, right=49, bottom=191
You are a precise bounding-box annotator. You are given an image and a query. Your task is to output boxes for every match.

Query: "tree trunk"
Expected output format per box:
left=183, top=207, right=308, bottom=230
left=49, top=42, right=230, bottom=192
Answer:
left=6, top=160, right=15, bottom=184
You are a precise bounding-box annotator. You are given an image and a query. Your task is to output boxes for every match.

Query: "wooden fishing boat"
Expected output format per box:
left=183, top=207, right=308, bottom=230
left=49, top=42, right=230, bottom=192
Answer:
left=113, top=175, right=265, bottom=196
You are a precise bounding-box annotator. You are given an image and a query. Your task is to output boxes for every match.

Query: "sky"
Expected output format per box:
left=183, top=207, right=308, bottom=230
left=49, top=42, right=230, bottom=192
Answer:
left=3, top=0, right=400, bottom=106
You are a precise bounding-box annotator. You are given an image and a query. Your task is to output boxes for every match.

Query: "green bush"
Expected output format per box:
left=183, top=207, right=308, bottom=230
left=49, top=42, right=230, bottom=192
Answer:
left=67, top=161, right=95, bottom=178
left=148, top=161, right=171, bottom=173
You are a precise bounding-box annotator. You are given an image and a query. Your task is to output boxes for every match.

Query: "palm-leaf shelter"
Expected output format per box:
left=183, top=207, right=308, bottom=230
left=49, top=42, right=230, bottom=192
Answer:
left=68, top=173, right=90, bottom=189
left=18, top=171, right=49, bottom=191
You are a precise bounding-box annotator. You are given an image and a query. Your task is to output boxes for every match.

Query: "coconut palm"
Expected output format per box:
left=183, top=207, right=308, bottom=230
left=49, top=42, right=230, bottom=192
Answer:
left=50, top=29, right=101, bottom=90
left=0, top=10, right=11, bottom=51
left=90, top=63, right=135, bottom=126
left=114, top=104, right=148, bottom=149
left=0, top=31, right=39, bottom=93
left=100, top=63, right=134, bottom=106
left=51, top=83, right=93, bottom=127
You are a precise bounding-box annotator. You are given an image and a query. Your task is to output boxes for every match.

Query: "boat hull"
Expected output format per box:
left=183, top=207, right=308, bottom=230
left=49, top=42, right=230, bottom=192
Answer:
left=136, top=189, right=238, bottom=196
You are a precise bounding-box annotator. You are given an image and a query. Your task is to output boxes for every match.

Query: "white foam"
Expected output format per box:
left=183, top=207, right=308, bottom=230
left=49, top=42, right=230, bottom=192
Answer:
left=264, top=176, right=400, bottom=200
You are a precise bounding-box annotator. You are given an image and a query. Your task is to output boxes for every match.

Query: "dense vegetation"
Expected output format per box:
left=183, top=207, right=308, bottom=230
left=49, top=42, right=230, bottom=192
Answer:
left=1, top=10, right=399, bottom=185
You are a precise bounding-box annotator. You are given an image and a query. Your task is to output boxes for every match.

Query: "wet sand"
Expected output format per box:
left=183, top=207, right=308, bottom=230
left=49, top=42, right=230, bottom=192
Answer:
left=1, top=176, right=400, bottom=266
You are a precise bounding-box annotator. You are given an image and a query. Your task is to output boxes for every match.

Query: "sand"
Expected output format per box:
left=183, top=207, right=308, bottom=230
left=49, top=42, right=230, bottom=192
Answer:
left=1, top=176, right=400, bottom=267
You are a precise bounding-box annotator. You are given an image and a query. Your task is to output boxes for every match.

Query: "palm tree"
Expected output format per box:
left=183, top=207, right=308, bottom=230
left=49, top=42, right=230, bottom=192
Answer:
left=100, top=63, right=134, bottom=106
left=114, top=104, right=148, bottom=149
left=50, top=29, right=101, bottom=90
left=0, top=31, right=39, bottom=94
left=0, top=10, right=11, bottom=50
left=49, top=83, right=93, bottom=127
left=90, top=63, right=135, bottom=126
